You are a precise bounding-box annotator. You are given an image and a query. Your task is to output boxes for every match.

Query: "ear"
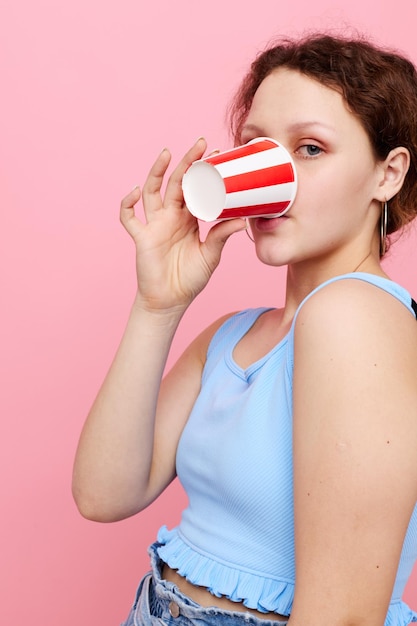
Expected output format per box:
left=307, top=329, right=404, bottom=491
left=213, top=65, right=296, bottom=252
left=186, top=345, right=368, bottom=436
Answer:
left=374, top=147, right=410, bottom=202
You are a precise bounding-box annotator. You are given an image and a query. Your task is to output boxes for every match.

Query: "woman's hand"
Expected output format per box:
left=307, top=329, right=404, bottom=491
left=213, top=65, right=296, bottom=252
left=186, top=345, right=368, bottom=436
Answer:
left=120, top=138, right=246, bottom=314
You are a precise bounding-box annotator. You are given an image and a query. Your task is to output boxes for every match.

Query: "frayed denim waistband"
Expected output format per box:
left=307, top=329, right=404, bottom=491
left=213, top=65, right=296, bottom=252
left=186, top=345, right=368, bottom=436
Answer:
left=120, top=542, right=289, bottom=626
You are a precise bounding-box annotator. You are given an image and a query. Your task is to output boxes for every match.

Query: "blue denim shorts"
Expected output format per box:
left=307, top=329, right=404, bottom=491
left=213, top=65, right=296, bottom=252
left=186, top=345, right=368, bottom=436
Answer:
left=120, top=543, right=289, bottom=626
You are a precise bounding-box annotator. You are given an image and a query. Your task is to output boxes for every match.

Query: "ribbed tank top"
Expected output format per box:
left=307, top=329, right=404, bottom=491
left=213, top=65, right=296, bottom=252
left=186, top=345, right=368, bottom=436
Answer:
left=157, top=273, right=417, bottom=625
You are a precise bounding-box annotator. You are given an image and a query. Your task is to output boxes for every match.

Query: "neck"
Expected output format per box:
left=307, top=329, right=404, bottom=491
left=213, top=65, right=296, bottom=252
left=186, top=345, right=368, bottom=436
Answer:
left=282, top=246, right=386, bottom=317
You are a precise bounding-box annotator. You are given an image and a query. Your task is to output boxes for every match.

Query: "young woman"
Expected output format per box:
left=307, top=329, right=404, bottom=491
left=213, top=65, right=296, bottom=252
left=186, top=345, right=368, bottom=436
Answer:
left=73, top=34, right=417, bottom=626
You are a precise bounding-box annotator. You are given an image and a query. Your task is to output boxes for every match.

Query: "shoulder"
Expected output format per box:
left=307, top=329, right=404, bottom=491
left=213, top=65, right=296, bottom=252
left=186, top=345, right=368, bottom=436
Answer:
left=173, top=308, right=266, bottom=374
left=295, top=276, right=417, bottom=346
left=293, top=276, right=417, bottom=404
left=191, top=307, right=271, bottom=362
left=183, top=310, right=246, bottom=368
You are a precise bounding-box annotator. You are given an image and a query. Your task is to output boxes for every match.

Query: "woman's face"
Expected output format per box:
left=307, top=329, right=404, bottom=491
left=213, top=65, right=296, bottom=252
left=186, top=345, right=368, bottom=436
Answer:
left=240, top=68, right=383, bottom=269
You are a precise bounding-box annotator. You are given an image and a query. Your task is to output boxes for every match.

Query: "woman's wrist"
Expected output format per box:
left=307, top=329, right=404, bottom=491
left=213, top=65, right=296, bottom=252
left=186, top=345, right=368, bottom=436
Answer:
left=130, top=292, right=189, bottom=330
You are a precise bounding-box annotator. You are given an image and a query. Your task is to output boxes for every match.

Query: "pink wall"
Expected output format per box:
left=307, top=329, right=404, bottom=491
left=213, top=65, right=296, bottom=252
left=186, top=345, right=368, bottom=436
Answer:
left=2, top=1, right=417, bottom=624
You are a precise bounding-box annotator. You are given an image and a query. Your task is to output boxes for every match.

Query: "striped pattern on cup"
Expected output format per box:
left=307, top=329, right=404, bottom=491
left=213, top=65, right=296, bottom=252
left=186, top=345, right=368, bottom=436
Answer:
left=182, top=138, right=297, bottom=221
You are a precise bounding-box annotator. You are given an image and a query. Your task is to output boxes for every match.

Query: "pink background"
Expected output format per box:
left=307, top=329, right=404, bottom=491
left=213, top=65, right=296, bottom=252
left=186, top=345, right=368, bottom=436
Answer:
left=2, top=1, right=417, bottom=624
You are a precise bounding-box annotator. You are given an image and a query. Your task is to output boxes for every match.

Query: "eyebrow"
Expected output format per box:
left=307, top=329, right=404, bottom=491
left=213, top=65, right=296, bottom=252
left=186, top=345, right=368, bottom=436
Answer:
left=286, top=120, right=337, bottom=135
left=240, top=124, right=267, bottom=137
left=241, top=121, right=337, bottom=136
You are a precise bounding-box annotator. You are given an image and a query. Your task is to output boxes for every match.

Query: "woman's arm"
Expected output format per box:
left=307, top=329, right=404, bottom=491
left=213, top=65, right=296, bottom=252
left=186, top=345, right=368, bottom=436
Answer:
left=289, top=279, right=417, bottom=626
left=72, top=140, right=246, bottom=522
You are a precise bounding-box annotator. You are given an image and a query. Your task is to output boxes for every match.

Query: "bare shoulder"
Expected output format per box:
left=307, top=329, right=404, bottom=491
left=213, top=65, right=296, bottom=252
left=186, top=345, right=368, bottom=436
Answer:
left=293, top=276, right=417, bottom=463
left=293, top=277, right=417, bottom=454
left=295, top=277, right=417, bottom=364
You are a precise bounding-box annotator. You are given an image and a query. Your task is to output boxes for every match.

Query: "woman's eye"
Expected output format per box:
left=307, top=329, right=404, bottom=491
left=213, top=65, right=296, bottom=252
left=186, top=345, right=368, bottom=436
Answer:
left=298, top=144, right=322, bottom=157
left=297, top=144, right=323, bottom=157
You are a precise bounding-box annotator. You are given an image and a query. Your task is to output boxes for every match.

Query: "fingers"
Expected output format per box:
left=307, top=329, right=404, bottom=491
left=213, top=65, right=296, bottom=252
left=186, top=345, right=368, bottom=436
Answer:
left=120, top=138, right=208, bottom=237
left=120, top=186, right=143, bottom=239
left=141, top=148, right=172, bottom=216
left=164, top=138, right=207, bottom=209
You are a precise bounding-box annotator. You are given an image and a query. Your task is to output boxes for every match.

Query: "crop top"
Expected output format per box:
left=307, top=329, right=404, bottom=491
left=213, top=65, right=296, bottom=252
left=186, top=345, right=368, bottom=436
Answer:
left=157, top=273, right=417, bottom=626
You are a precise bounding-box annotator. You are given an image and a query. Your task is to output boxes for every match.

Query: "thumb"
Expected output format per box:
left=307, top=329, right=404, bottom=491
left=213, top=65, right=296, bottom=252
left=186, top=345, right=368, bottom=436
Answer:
left=202, top=218, right=247, bottom=267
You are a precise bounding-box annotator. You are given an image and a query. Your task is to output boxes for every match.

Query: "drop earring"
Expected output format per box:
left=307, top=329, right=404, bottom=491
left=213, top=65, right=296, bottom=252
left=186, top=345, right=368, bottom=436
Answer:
left=380, top=200, right=388, bottom=257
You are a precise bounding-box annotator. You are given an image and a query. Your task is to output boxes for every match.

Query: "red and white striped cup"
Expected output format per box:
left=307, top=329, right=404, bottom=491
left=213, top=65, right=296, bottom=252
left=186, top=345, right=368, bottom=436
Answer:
left=182, top=137, right=297, bottom=221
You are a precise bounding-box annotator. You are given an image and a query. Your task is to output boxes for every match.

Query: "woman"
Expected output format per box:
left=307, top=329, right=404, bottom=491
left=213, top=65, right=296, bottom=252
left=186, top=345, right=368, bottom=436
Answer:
left=73, top=34, right=417, bottom=626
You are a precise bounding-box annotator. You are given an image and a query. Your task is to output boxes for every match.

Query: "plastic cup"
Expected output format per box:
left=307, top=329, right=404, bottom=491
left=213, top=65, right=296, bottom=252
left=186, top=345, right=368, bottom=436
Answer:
left=182, top=137, right=297, bottom=221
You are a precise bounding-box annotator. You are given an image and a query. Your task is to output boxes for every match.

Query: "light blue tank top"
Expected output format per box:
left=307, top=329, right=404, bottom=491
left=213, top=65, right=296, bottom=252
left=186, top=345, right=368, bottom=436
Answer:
left=157, top=273, right=417, bottom=625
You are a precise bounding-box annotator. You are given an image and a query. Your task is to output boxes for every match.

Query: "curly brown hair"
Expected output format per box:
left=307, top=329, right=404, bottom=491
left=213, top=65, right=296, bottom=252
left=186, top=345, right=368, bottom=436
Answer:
left=228, top=33, right=417, bottom=236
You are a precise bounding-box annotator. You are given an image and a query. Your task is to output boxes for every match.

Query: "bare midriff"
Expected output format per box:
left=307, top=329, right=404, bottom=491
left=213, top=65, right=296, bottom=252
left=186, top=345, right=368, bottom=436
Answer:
left=162, top=563, right=289, bottom=622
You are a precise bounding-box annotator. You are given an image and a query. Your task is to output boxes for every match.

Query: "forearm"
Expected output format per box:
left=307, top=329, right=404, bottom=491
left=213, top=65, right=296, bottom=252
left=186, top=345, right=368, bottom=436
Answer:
left=72, top=296, right=185, bottom=522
